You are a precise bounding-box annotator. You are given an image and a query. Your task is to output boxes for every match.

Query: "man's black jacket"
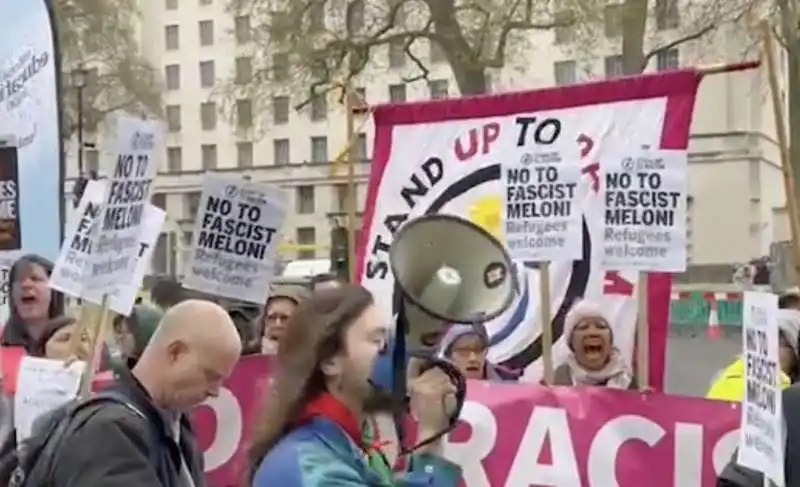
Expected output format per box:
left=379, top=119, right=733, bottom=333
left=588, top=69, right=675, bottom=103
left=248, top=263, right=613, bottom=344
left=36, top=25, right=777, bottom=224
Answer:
left=49, top=368, right=205, bottom=487
left=719, top=383, right=800, bottom=487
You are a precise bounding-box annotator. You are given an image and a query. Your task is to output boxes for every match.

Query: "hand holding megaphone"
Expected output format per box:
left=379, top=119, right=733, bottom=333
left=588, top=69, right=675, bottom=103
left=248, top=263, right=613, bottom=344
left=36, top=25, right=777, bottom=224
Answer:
left=408, top=357, right=459, bottom=429
left=387, top=214, right=518, bottom=454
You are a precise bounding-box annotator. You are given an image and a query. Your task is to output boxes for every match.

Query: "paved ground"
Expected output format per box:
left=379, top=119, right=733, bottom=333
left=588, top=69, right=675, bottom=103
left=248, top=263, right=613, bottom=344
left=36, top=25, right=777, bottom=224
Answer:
left=664, top=328, right=741, bottom=396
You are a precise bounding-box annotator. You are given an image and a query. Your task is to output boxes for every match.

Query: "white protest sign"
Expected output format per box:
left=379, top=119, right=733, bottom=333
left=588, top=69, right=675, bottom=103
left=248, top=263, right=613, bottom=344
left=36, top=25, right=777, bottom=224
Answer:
left=737, top=291, right=784, bottom=485
left=83, top=204, right=165, bottom=315
left=502, top=124, right=583, bottom=261
left=601, top=148, right=687, bottom=272
left=49, top=179, right=104, bottom=298
left=0, top=250, right=23, bottom=324
left=84, top=116, right=159, bottom=292
left=49, top=180, right=164, bottom=315
left=14, top=357, right=85, bottom=442
left=182, top=174, right=287, bottom=304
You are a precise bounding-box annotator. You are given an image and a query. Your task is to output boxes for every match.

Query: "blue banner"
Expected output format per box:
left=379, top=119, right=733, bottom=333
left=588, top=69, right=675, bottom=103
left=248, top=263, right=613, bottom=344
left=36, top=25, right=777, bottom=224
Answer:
left=0, top=0, right=64, bottom=260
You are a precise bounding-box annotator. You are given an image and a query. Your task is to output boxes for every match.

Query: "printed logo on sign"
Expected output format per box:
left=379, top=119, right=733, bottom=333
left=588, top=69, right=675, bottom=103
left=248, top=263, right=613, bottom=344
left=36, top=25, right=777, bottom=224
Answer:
left=225, top=185, right=239, bottom=198
left=0, top=47, right=50, bottom=147
left=130, top=131, right=155, bottom=151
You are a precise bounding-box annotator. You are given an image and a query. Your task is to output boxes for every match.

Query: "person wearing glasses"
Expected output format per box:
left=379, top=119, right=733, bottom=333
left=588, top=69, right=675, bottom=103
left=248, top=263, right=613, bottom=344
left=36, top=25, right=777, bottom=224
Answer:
left=259, top=286, right=309, bottom=354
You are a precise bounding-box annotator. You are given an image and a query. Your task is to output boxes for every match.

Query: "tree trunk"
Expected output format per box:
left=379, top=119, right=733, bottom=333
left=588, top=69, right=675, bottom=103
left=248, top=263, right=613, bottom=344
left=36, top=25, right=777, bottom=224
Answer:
left=621, top=0, right=649, bottom=74
left=426, top=0, right=489, bottom=95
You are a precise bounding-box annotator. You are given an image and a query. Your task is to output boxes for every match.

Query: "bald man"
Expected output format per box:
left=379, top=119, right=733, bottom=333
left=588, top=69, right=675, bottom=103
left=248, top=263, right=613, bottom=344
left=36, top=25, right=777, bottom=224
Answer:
left=49, top=300, right=242, bottom=487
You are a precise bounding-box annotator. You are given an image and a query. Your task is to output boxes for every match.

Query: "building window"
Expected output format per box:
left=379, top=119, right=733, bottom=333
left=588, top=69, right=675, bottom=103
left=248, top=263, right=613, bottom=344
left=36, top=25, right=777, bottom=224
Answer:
left=346, top=0, right=364, bottom=32
left=237, top=142, right=254, bottom=168
left=553, top=10, right=575, bottom=44
left=273, top=53, right=289, bottom=81
left=235, top=15, right=251, bottom=43
left=201, top=144, right=217, bottom=170
left=604, top=55, right=624, bottom=79
left=199, top=60, right=215, bottom=88
left=167, top=147, right=182, bottom=172
left=273, top=96, right=289, bottom=124
left=235, top=57, right=252, bottom=85
left=296, top=185, right=315, bottom=214
left=334, top=183, right=347, bottom=212
left=388, top=39, right=405, bottom=67
left=429, top=42, right=445, bottom=63
left=554, top=60, right=577, bottom=86
left=199, top=20, right=214, bottom=46
left=84, top=149, right=99, bottom=173
left=236, top=99, right=253, bottom=129
left=310, top=136, right=328, bottom=163
left=656, top=0, right=679, bottom=30
left=603, top=4, right=623, bottom=37
left=166, top=105, right=181, bottom=132
left=355, top=133, right=367, bottom=161
left=152, top=193, right=167, bottom=210
left=428, top=79, right=448, bottom=99
left=656, top=48, right=679, bottom=71
left=296, top=227, right=316, bottom=259
left=185, top=192, right=201, bottom=217
left=165, top=0, right=177, bottom=10
left=273, top=138, right=290, bottom=165
left=310, top=94, right=327, bottom=121
left=389, top=84, right=406, bottom=102
left=165, top=64, right=180, bottom=90
left=200, top=101, right=217, bottom=130
left=165, top=25, right=179, bottom=50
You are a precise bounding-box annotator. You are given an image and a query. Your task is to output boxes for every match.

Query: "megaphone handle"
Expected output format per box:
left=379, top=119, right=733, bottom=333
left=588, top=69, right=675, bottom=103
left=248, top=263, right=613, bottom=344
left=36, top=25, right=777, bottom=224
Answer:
left=392, top=305, right=408, bottom=447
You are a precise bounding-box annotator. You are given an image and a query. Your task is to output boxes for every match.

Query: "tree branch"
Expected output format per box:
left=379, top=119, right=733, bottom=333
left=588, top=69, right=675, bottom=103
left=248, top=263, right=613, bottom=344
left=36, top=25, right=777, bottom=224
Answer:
left=643, top=4, right=750, bottom=64
left=402, top=36, right=431, bottom=84
left=487, top=0, right=572, bottom=68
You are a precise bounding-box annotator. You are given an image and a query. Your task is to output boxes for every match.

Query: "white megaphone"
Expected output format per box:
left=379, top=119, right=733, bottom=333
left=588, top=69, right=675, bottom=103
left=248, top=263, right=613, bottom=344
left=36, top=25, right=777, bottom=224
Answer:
left=389, top=214, right=517, bottom=353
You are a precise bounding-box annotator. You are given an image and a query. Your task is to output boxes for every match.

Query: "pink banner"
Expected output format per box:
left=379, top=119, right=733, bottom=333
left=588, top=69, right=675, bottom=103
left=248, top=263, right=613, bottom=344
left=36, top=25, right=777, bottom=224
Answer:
left=192, top=355, right=741, bottom=487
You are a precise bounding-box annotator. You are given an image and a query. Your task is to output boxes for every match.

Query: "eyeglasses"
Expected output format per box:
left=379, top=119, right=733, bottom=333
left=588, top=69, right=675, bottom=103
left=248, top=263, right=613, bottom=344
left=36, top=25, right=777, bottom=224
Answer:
left=266, top=313, right=290, bottom=323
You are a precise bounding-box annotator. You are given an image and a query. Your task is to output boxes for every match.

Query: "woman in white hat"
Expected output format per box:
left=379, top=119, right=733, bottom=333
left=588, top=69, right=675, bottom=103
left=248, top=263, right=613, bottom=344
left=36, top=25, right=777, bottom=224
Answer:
left=553, top=299, right=636, bottom=389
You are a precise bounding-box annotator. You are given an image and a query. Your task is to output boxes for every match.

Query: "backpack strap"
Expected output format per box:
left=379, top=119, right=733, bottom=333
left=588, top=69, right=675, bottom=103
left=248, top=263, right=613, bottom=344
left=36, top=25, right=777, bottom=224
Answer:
left=22, top=391, right=162, bottom=487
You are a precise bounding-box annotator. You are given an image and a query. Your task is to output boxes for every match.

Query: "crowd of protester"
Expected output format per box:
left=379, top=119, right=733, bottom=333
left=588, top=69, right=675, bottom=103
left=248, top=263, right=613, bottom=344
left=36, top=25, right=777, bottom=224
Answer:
left=3, top=253, right=799, bottom=486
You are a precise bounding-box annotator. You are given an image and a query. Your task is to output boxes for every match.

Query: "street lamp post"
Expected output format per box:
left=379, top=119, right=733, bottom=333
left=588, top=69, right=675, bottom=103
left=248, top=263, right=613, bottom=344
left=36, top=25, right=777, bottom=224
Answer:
left=71, top=67, right=88, bottom=176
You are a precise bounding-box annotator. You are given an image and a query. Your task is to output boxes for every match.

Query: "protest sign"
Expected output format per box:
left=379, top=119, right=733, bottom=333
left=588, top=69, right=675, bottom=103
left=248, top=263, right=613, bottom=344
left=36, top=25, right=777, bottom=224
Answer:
left=359, top=72, right=702, bottom=384
left=14, top=357, right=84, bottom=442
left=0, top=250, right=22, bottom=324
left=83, top=204, right=165, bottom=315
left=50, top=179, right=164, bottom=315
left=502, top=118, right=583, bottom=261
left=49, top=179, right=104, bottom=297
left=183, top=174, right=287, bottom=304
left=737, top=291, right=783, bottom=484
left=601, top=148, right=687, bottom=272
left=0, top=146, right=21, bottom=252
left=84, top=116, right=159, bottom=292
left=192, top=355, right=740, bottom=487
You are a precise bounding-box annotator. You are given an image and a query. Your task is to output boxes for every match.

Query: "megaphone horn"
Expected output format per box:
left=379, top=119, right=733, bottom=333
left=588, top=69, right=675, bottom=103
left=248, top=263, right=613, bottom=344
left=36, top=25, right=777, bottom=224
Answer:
left=390, top=214, right=517, bottom=351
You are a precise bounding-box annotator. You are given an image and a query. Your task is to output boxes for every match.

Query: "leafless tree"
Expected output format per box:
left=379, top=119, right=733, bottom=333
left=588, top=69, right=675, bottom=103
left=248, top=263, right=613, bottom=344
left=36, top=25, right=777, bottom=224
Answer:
left=55, top=0, right=162, bottom=136
left=223, top=0, right=761, bottom=130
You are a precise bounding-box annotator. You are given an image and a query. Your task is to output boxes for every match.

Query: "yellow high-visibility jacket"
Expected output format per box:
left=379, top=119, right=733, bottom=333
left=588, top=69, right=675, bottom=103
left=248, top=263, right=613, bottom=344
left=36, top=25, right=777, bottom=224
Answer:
left=706, top=357, right=791, bottom=401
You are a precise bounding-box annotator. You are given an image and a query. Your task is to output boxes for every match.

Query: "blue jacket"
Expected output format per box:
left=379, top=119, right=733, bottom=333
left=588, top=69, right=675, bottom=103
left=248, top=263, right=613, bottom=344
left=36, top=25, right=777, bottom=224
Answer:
left=252, top=417, right=462, bottom=487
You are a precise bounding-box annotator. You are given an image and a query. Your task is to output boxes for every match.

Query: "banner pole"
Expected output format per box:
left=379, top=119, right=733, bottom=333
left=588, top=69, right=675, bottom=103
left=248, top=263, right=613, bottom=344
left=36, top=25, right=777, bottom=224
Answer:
left=78, top=294, right=109, bottom=398
left=760, top=21, right=800, bottom=288
left=64, top=303, right=87, bottom=359
left=539, top=262, right=554, bottom=384
left=637, top=272, right=649, bottom=390
left=344, top=85, right=358, bottom=282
